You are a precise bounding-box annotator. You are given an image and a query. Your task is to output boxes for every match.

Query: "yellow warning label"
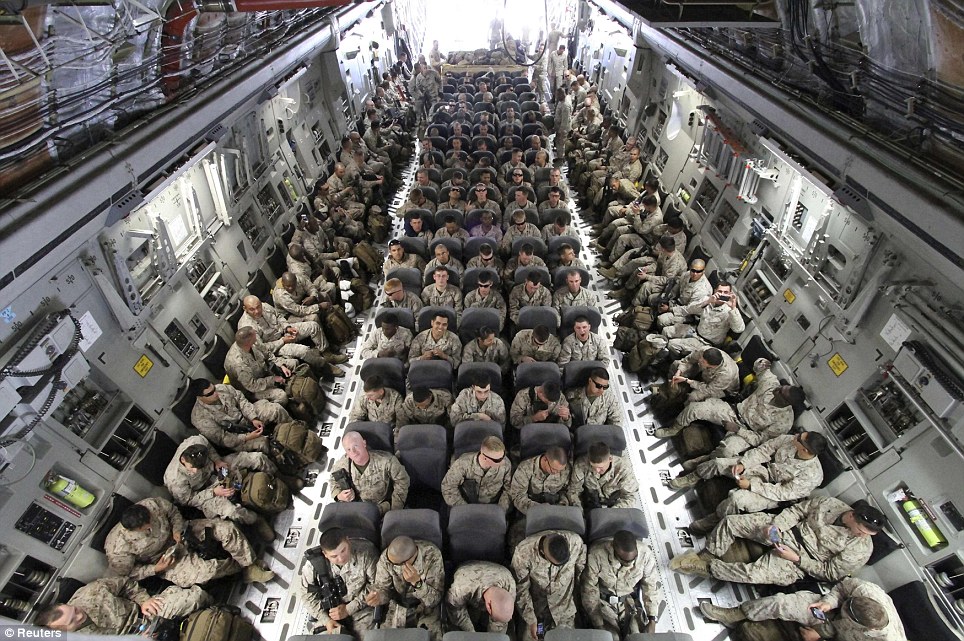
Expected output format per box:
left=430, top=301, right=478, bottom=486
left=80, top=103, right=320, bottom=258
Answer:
left=784, top=289, right=796, bottom=304
left=133, top=355, right=154, bottom=378
left=828, top=353, right=848, bottom=377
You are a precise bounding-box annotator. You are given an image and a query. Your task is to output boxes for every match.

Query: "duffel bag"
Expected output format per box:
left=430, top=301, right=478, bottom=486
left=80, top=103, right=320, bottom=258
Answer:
left=240, top=471, right=290, bottom=513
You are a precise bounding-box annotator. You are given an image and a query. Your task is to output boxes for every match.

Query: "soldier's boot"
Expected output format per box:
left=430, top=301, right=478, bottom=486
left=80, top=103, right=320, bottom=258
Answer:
left=699, top=603, right=746, bottom=627
left=668, top=472, right=700, bottom=490
left=277, top=472, right=305, bottom=493
left=242, top=561, right=275, bottom=584
left=326, top=363, right=347, bottom=378
left=688, top=513, right=722, bottom=536
left=253, top=516, right=276, bottom=542
left=598, top=266, right=618, bottom=280
left=682, top=454, right=711, bottom=472
left=668, top=550, right=713, bottom=578
left=323, top=351, right=350, bottom=364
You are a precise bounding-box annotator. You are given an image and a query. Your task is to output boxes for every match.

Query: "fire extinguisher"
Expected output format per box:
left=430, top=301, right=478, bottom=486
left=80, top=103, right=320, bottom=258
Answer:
left=902, top=493, right=948, bottom=551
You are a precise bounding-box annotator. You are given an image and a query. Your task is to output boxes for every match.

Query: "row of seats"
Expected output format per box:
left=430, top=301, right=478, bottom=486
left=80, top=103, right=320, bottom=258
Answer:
left=371, top=304, right=598, bottom=340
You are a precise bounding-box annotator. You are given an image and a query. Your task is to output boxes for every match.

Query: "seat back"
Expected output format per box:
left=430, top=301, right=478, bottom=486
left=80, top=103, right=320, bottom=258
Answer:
left=514, top=266, right=552, bottom=287
left=319, top=501, right=382, bottom=545
left=575, top=425, right=627, bottom=457
left=564, top=361, right=606, bottom=391
left=265, top=242, right=286, bottom=280
left=399, top=237, right=429, bottom=260
left=525, top=505, right=585, bottom=537
left=459, top=308, right=503, bottom=344
left=544, top=631, right=613, bottom=641
left=889, top=581, right=959, bottom=641
left=375, top=308, right=416, bottom=333
left=201, top=335, right=230, bottom=381
left=511, top=236, right=547, bottom=259
left=435, top=209, right=465, bottom=229
left=515, top=362, right=561, bottom=391
left=381, top=509, right=443, bottom=550
left=452, top=421, right=504, bottom=457
left=134, top=430, right=178, bottom=486
left=346, top=421, right=394, bottom=453
left=366, top=631, right=432, bottom=641
left=548, top=235, right=582, bottom=257
left=448, top=504, right=507, bottom=565
left=587, top=508, right=649, bottom=542
left=89, top=493, right=135, bottom=552
left=408, top=360, right=454, bottom=392
left=397, top=425, right=448, bottom=492
left=457, top=363, right=504, bottom=395
left=539, top=207, right=568, bottom=227
left=516, top=306, right=560, bottom=333
left=386, top=268, right=423, bottom=293
left=520, top=423, right=572, bottom=460
left=560, top=306, right=602, bottom=337
left=430, top=237, right=464, bottom=261
left=418, top=306, right=459, bottom=333
left=360, top=358, right=406, bottom=396
left=246, top=270, right=270, bottom=300
left=171, top=380, right=196, bottom=428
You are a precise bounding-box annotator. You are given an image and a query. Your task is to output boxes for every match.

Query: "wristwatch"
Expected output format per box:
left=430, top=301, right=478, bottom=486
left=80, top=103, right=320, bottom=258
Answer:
left=414, top=580, right=424, bottom=589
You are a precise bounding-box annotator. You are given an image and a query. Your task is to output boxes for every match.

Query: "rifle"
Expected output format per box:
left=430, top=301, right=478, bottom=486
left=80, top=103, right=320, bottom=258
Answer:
left=332, top=468, right=360, bottom=501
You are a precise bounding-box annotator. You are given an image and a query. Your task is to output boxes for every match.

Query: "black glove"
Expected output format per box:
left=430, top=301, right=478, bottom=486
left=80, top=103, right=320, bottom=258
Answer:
left=604, top=490, right=626, bottom=507
left=460, top=479, right=480, bottom=504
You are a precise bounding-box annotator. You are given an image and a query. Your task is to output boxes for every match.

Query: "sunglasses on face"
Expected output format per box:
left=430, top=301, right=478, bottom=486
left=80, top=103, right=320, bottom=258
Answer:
left=591, top=380, right=609, bottom=390
left=691, top=268, right=704, bottom=273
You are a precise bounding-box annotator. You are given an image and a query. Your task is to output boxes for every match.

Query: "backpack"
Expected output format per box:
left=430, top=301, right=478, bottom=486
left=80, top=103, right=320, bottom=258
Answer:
left=272, top=421, right=326, bottom=467
left=179, top=606, right=253, bottom=641
left=349, top=278, right=375, bottom=312
left=353, top=241, right=383, bottom=276
left=369, top=212, right=390, bottom=243
left=240, top=471, right=290, bottom=513
left=286, top=371, right=326, bottom=422
left=325, top=306, right=357, bottom=345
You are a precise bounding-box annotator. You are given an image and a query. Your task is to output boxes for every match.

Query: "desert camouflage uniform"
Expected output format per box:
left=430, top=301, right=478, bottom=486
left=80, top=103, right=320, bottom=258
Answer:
left=224, top=341, right=294, bottom=404
left=450, top=387, right=506, bottom=427
left=424, top=256, right=465, bottom=277
left=330, top=450, right=410, bottom=515
left=581, top=539, right=661, bottom=639
left=559, top=332, right=609, bottom=366
left=383, top=253, right=426, bottom=275
left=512, top=530, right=587, bottom=631
left=238, top=301, right=329, bottom=356
left=706, top=496, right=873, bottom=586
left=463, top=290, right=507, bottom=330
left=446, top=562, right=516, bottom=633
left=442, top=452, right=512, bottom=510
left=396, top=389, right=453, bottom=428
left=510, top=329, right=562, bottom=364
left=566, top=387, right=623, bottom=427
left=163, top=435, right=276, bottom=525
left=384, top=290, right=424, bottom=313
left=105, top=497, right=257, bottom=588
left=65, top=577, right=210, bottom=635
left=408, top=329, right=463, bottom=369
left=286, top=255, right=338, bottom=301
left=633, top=251, right=688, bottom=304
left=662, top=299, right=746, bottom=352
left=509, top=387, right=571, bottom=429
left=552, top=287, right=596, bottom=315
left=697, top=435, right=823, bottom=516
left=421, top=284, right=464, bottom=315
left=672, top=347, right=740, bottom=403
left=191, top=384, right=290, bottom=453
left=657, top=274, right=713, bottom=327
left=509, top=455, right=572, bottom=514
left=508, top=284, right=553, bottom=324
left=359, top=327, right=413, bottom=360
left=301, top=538, right=378, bottom=636
left=567, top=455, right=638, bottom=508
left=461, top=336, right=511, bottom=375
left=348, top=387, right=403, bottom=424
left=272, top=277, right=321, bottom=323
left=373, top=540, right=445, bottom=640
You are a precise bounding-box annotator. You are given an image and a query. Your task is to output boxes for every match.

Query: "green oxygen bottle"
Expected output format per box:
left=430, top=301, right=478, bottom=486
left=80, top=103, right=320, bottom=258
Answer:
left=45, top=474, right=96, bottom=509
left=902, top=495, right=948, bottom=550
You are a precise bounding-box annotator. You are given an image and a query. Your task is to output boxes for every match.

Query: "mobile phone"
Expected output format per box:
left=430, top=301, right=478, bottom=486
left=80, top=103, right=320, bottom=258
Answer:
left=767, top=525, right=781, bottom=546
left=717, top=294, right=731, bottom=302
left=536, top=623, right=545, bottom=640
left=810, top=607, right=827, bottom=621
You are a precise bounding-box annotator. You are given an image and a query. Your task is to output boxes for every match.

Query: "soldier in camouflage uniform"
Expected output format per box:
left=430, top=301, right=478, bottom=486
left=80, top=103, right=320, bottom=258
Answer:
left=654, top=260, right=713, bottom=328
left=421, top=266, right=464, bottom=315
left=512, top=530, right=587, bottom=639
left=626, top=237, right=687, bottom=306
left=224, top=327, right=296, bottom=404
left=450, top=377, right=506, bottom=427
left=330, top=431, right=409, bottom=515
left=502, top=244, right=547, bottom=284
left=163, top=434, right=278, bottom=540
left=559, top=316, right=610, bottom=366
left=566, top=368, right=623, bottom=427
left=446, top=561, right=516, bottom=633
left=581, top=531, right=662, bottom=639
left=292, top=215, right=342, bottom=277
left=272, top=272, right=326, bottom=323
left=412, top=63, right=441, bottom=125
left=301, top=527, right=378, bottom=638
left=35, top=577, right=210, bottom=634
left=510, top=381, right=571, bottom=429
left=189, top=378, right=290, bottom=454
left=552, top=270, right=596, bottom=314
left=383, top=279, right=424, bottom=314
left=672, top=497, right=884, bottom=586
left=509, top=447, right=573, bottom=515
left=105, top=497, right=273, bottom=587
left=367, top=536, right=445, bottom=640
left=567, top=443, right=638, bottom=509
left=672, top=433, right=826, bottom=534
left=348, top=376, right=403, bottom=426
left=676, top=360, right=801, bottom=464
left=508, top=273, right=553, bottom=325
left=408, top=312, right=463, bottom=369
left=462, top=326, right=511, bottom=375
left=397, top=387, right=453, bottom=428
left=653, top=347, right=738, bottom=433
left=359, top=312, right=413, bottom=360
left=510, top=325, right=562, bottom=365
left=286, top=243, right=338, bottom=302
left=239, top=295, right=346, bottom=365
left=463, top=273, right=507, bottom=331
left=700, top=577, right=905, bottom=641
left=659, top=282, right=746, bottom=353
left=442, top=436, right=512, bottom=510
left=383, top=240, right=426, bottom=275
